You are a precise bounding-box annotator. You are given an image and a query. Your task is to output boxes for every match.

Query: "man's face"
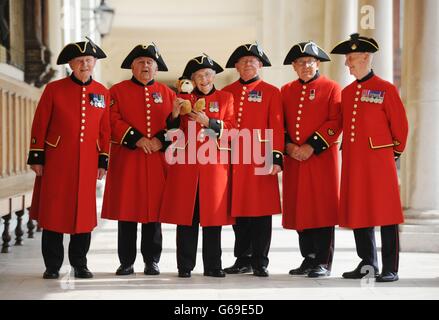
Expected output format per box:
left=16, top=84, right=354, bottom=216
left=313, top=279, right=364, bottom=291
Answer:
left=69, top=56, right=96, bottom=80
left=344, top=52, right=369, bottom=77
left=293, top=57, right=320, bottom=82
left=235, top=56, right=262, bottom=80
left=131, top=57, right=158, bottom=83
left=192, top=68, right=215, bottom=94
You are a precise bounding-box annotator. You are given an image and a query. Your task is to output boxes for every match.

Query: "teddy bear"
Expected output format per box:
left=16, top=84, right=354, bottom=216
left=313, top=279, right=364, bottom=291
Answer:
left=175, top=77, right=206, bottom=115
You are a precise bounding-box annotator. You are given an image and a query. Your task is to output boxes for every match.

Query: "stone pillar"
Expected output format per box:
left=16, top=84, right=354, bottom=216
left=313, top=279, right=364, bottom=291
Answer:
left=357, top=0, right=393, bottom=82
left=47, top=0, right=63, bottom=79
left=322, top=0, right=358, bottom=87
left=263, top=0, right=325, bottom=87
left=259, top=0, right=286, bottom=88
left=400, top=0, right=439, bottom=252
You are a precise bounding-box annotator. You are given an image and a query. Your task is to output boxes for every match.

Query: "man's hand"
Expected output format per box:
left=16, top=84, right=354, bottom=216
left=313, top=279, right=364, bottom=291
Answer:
left=286, top=143, right=299, bottom=158
left=149, top=137, right=163, bottom=153
left=270, top=164, right=282, bottom=175
left=97, top=168, right=106, bottom=180
left=172, top=98, right=184, bottom=119
left=136, top=137, right=153, bottom=154
left=31, top=164, right=43, bottom=176
left=188, top=110, right=209, bottom=127
left=295, top=144, right=314, bottom=161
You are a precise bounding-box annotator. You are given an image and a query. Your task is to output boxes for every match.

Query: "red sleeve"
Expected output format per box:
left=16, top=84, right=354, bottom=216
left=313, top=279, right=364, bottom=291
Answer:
left=98, top=89, right=111, bottom=156
left=109, top=86, right=142, bottom=146
left=311, top=84, right=342, bottom=150
left=269, top=88, right=285, bottom=158
left=27, top=84, right=54, bottom=164
left=384, top=84, right=409, bottom=155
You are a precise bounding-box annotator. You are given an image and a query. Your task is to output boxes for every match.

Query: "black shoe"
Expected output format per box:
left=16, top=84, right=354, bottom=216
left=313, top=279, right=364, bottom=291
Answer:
left=178, top=270, right=191, bottom=278
left=116, top=264, right=134, bottom=276
left=224, top=263, right=253, bottom=274
left=289, top=259, right=314, bottom=276
left=204, top=269, right=226, bottom=278
left=43, top=269, right=59, bottom=279
left=342, top=265, right=379, bottom=279
left=73, top=266, right=93, bottom=279
left=376, top=271, right=399, bottom=282
left=253, top=266, right=269, bottom=277
left=308, top=265, right=331, bottom=278
left=144, top=262, right=160, bottom=275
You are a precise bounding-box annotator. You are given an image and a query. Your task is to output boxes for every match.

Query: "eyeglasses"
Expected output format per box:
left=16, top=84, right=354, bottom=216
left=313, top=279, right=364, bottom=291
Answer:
left=193, top=70, right=215, bottom=81
left=294, top=59, right=318, bottom=67
left=238, top=57, right=260, bottom=65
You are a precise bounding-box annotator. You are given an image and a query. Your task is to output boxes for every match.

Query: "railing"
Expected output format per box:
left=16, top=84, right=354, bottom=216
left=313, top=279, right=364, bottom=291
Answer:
left=0, top=72, right=41, bottom=253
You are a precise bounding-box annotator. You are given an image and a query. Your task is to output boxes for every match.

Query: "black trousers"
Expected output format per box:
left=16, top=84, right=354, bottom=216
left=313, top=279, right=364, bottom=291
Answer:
left=118, top=221, right=162, bottom=266
left=176, top=195, right=222, bottom=272
left=42, top=229, right=91, bottom=270
left=232, top=216, right=272, bottom=269
left=353, top=224, right=400, bottom=273
left=297, top=226, right=335, bottom=270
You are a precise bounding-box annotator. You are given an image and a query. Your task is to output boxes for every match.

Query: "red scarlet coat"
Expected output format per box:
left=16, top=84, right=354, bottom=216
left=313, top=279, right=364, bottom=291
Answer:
left=222, top=78, right=284, bottom=217
left=281, top=75, right=342, bottom=230
left=159, top=88, right=236, bottom=227
left=28, top=76, right=110, bottom=234
left=339, top=74, right=408, bottom=228
left=101, top=79, right=175, bottom=223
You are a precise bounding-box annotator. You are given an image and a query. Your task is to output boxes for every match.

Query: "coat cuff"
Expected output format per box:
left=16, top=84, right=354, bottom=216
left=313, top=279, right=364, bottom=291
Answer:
left=272, top=151, right=283, bottom=169
left=166, top=113, right=181, bottom=129
left=122, top=127, right=143, bottom=150
left=154, top=130, right=170, bottom=152
left=306, top=132, right=329, bottom=156
left=98, top=154, right=109, bottom=170
left=27, top=150, right=45, bottom=165
left=208, top=118, right=223, bottom=138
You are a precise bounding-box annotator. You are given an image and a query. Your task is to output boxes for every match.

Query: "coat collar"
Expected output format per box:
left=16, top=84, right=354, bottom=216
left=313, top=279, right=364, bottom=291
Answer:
left=130, top=76, right=155, bottom=87
left=239, top=75, right=260, bottom=85
left=299, top=71, right=320, bottom=84
left=356, top=70, right=375, bottom=83
left=70, top=73, right=92, bottom=86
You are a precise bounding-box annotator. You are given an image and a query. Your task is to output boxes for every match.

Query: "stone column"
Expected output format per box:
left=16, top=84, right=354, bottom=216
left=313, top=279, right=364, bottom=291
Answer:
left=259, top=0, right=286, bottom=88
left=47, top=0, right=63, bottom=79
left=357, top=0, right=393, bottom=82
left=400, top=0, right=439, bottom=252
left=262, top=0, right=326, bottom=87
left=322, top=0, right=359, bottom=87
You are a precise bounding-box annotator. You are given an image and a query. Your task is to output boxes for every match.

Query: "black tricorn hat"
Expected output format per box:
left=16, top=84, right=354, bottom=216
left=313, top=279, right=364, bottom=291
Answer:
left=283, top=41, right=331, bottom=64
left=182, top=54, right=224, bottom=79
left=56, top=37, right=106, bottom=65
left=331, top=33, right=379, bottom=54
left=225, top=42, right=271, bottom=68
left=121, top=43, right=168, bottom=71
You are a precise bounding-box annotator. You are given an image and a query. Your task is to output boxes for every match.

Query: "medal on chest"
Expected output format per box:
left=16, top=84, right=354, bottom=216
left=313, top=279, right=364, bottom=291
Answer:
left=209, top=101, right=219, bottom=113
left=248, top=90, right=262, bottom=103
left=152, top=92, right=163, bottom=104
left=360, top=89, right=385, bottom=104
left=309, top=89, right=316, bottom=101
left=89, top=94, right=106, bottom=108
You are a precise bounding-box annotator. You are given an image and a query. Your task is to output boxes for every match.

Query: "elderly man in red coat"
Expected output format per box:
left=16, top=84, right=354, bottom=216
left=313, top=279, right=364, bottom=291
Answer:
left=27, top=38, right=110, bottom=279
left=101, top=44, right=175, bottom=276
left=331, top=33, right=409, bottom=282
left=281, top=41, right=342, bottom=278
left=160, top=54, right=235, bottom=278
left=222, top=43, right=284, bottom=277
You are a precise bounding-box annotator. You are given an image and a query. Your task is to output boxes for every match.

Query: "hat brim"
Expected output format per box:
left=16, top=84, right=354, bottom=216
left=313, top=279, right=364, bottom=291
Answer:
left=121, top=46, right=168, bottom=71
